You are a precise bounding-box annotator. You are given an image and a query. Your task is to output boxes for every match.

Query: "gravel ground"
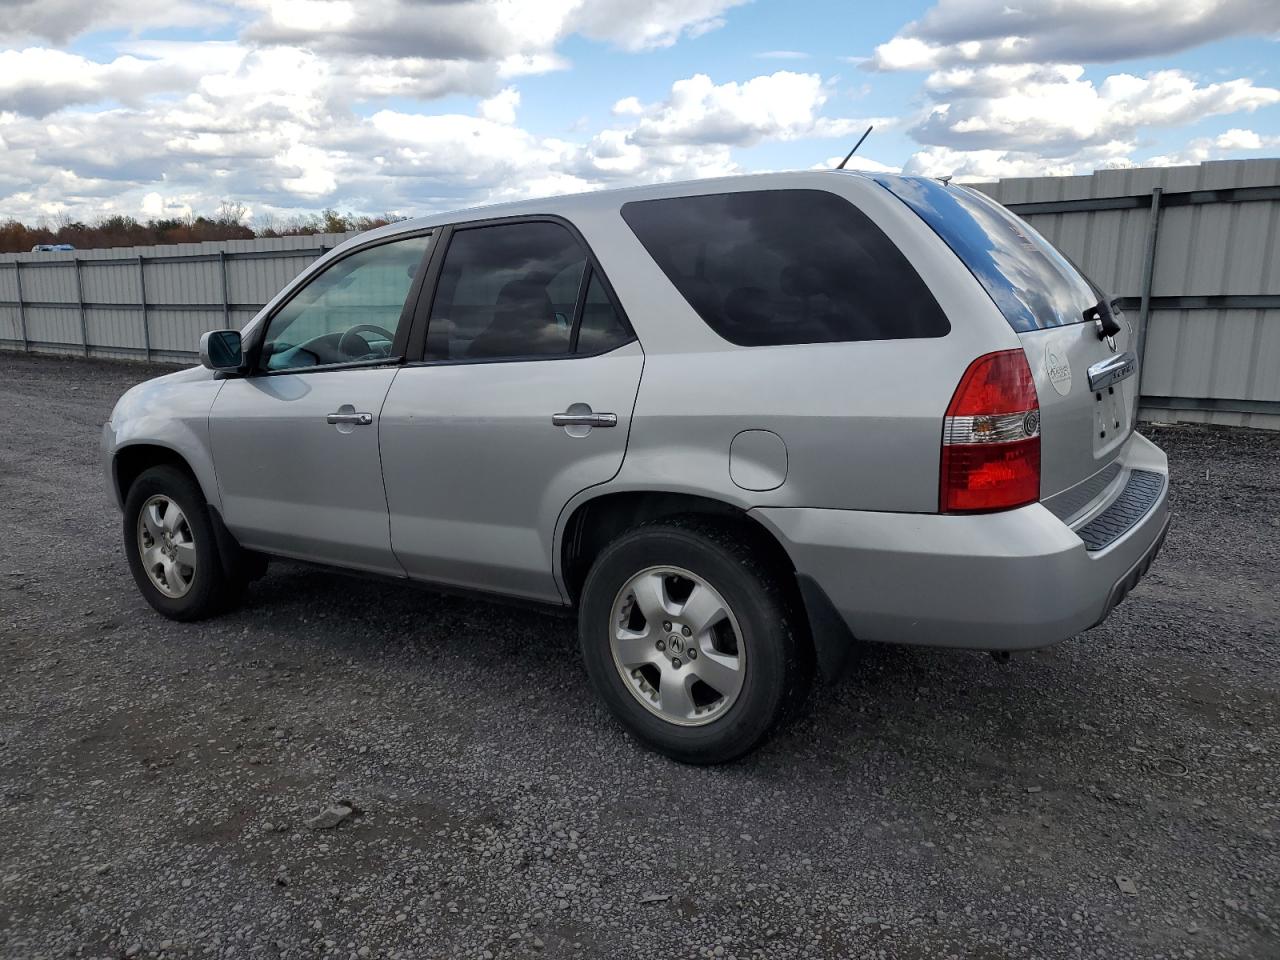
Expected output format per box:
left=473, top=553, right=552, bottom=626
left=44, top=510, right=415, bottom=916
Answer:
left=1, top=350, right=1277, bottom=960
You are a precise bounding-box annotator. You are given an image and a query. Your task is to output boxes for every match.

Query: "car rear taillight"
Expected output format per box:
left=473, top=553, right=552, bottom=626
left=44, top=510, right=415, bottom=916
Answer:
left=941, top=349, right=1041, bottom=513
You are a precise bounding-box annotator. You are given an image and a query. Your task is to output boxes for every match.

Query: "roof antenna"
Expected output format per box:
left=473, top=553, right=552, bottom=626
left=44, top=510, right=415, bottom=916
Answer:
left=836, top=125, right=874, bottom=170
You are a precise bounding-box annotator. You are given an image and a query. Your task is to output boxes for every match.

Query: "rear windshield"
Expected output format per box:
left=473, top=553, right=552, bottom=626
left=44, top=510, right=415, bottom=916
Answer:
left=875, top=176, right=1096, bottom=333
left=620, top=189, right=949, bottom=346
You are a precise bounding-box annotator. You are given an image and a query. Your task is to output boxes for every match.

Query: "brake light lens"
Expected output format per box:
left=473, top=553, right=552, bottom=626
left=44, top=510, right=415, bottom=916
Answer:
left=941, top=349, right=1041, bottom=513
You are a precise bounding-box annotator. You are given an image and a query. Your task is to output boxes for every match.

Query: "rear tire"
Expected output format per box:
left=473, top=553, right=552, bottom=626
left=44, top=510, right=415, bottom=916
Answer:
left=578, top=516, right=812, bottom=764
left=123, top=465, right=242, bottom=621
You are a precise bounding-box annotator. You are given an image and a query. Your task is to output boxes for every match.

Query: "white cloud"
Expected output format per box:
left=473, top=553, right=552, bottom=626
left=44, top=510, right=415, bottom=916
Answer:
left=140, top=191, right=164, bottom=218
left=0, top=0, right=231, bottom=44
left=139, top=191, right=195, bottom=219
left=570, top=0, right=749, bottom=50
left=278, top=142, right=339, bottom=197
left=0, top=59, right=881, bottom=222
left=242, top=0, right=562, bottom=63
left=612, top=96, right=645, bottom=116
left=895, top=133, right=1280, bottom=183
left=233, top=0, right=748, bottom=102
left=862, top=0, right=1280, bottom=183
left=869, top=0, right=1280, bottom=71
left=0, top=47, right=207, bottom=117
left=621, top=72, right=887, bottom=148
left=5, top=0, right=1275, bottom=227
left=0, top=1, right=824, bottom=223
left=1147, top=128, right=1280, bottom=166
left=913, top=65, right=1280, bottom=152
left=478, top=87, right=520, bottom=125
left=241, top=0, right=748, bottom=60
left=366, top=71, right=882, bottom=198
left=901, top=143, right=1136, bottom=181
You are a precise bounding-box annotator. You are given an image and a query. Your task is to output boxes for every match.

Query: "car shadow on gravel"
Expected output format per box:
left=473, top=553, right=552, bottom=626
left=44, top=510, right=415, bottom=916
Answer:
left=231, top=558, right=1097, bottom=776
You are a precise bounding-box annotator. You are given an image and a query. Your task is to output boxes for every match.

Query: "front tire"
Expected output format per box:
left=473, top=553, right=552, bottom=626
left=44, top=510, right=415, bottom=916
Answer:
left=578, top=516, right=812, bottom=764
left=123, top=465, right=240, bottom=621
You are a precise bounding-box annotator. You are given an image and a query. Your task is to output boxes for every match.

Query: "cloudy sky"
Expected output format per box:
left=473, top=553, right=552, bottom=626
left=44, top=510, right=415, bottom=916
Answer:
left=1, top=0, right=1278, bottom=224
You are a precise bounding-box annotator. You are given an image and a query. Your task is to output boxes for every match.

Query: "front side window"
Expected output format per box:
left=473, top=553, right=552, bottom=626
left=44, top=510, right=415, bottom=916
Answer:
left=621, top=189, right=950, bottom=347
left=261, top=234, right=431, bottom=371
left=426, top=222, right=589, bottom=361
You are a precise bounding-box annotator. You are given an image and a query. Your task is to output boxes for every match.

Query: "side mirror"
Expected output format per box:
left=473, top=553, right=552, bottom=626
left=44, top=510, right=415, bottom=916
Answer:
left=199, top=329, right=244, bottom=371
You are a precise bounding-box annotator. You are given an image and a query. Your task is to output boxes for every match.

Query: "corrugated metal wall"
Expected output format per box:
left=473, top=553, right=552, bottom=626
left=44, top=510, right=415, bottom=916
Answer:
left=4, top=158, right=1279, bottom=428
left=973, top=158, right=1280, bottom=429
left=0, top=233, right=355, bottom=363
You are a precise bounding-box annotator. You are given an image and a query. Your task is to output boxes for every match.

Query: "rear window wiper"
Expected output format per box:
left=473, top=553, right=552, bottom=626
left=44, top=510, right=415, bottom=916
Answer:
left=1083, top=298, right=1122, bottom=338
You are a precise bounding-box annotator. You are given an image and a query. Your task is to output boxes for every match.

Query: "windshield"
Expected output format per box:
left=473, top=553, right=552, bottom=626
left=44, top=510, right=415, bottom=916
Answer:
left=875, top=176, right=1097, bottom=333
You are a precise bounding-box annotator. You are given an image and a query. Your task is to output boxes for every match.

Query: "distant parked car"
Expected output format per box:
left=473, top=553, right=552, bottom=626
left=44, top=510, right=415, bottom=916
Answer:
left=31, top=243, right=75, bottom=252
left=102, top=171, right=1170, bottom=763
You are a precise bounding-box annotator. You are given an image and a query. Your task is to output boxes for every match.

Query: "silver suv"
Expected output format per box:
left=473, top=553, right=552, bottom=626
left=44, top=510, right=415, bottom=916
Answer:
left=103, top=171, right=1170, bottom=763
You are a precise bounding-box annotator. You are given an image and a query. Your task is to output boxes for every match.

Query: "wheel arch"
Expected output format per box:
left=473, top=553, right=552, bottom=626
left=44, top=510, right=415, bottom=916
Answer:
left=557, top=489, right=795, bottom=606
left=113, top=442, right=215, bottom=508
left=114, top=441, right=256, bottom=586
left=558, top=487, right=860, bottom=680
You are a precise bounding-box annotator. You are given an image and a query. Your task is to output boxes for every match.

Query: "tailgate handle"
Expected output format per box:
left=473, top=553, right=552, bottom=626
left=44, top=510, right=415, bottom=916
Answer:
left=1087, top=352, right=1137, bottom=392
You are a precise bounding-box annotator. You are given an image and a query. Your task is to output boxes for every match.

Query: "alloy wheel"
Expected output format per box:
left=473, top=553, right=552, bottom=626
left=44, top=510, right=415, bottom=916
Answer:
left=136, top=494, right=197, bottom=599
left=609, top=565, right=746, bottom=726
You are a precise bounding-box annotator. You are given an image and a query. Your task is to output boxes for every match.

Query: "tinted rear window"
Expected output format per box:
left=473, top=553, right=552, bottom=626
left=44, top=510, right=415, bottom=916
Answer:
left=620, top=189, right=949, bottom=346
left=426, top=221, right=585, bottom=360
left=875, top=176, right=1097, bottom=333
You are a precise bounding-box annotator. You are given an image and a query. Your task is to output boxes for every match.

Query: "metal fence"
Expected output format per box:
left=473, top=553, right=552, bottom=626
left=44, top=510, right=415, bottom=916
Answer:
left=974, top=157, right=1280, bottom=429
left=3, top=157, right=1279, bottom=428
left=0, top=232, right=356, bottom=364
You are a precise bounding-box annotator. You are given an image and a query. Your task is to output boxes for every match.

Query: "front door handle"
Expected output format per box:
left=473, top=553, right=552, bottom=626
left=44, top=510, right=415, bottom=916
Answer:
left=326, top=412, right=373, bottom=426
left=552, top=411, right=617, bottom=428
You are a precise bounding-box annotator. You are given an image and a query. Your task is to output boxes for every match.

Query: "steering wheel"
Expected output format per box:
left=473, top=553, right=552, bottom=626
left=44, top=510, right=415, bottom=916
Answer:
left=338, top=324, right=396, bottom=359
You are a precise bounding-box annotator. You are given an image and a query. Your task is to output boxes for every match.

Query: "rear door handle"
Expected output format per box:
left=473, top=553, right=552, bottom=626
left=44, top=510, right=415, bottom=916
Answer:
left=551, top=412, right=617, bottom=428
left=326, top=412, right=373, bottom=426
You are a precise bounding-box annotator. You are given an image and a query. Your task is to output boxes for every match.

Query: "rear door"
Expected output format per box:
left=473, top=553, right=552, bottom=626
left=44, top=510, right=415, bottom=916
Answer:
left=380, top=218, right=642, bottom=602
left=877, top=177, right=1138, bottom=499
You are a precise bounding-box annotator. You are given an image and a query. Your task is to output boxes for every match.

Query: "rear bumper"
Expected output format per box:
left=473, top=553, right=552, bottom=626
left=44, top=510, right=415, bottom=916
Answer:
left=750, top=431, right=1170, bottom=652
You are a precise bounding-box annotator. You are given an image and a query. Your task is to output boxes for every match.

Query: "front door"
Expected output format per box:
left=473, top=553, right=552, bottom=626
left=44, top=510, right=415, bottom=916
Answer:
left=209, top=232, right=432, bottom=575
left=380, top=219, right=643, bottom=602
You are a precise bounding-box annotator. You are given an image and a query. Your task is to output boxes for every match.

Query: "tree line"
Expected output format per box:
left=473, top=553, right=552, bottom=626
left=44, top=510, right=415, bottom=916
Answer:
left=0, top=202, right=405, bottom=254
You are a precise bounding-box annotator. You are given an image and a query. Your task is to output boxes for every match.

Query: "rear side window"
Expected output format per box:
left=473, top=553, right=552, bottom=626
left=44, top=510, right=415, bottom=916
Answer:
left=425, top=220, right=633, bottom=361
left=426, top=221, right=586, bottom=361
left=875, top=176, right=1097, bottom=333
left=620, top=189, right=949, bottom=346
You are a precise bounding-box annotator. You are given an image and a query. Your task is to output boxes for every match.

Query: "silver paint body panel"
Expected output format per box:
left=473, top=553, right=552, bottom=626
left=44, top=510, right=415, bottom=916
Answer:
left=208, top=367, right=404, bottom=575
left=379, top=341, right=644, bottom=602
left=103, top=169, right=1170, bottom=650
left=751, top=431, right=1168, bottom=650
left=103, top=365, right=226, bottom=511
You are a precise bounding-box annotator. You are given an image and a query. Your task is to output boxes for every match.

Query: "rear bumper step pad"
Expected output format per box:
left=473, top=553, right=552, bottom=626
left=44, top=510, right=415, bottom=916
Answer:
left=1077, top=469, right=1165, bottom=552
